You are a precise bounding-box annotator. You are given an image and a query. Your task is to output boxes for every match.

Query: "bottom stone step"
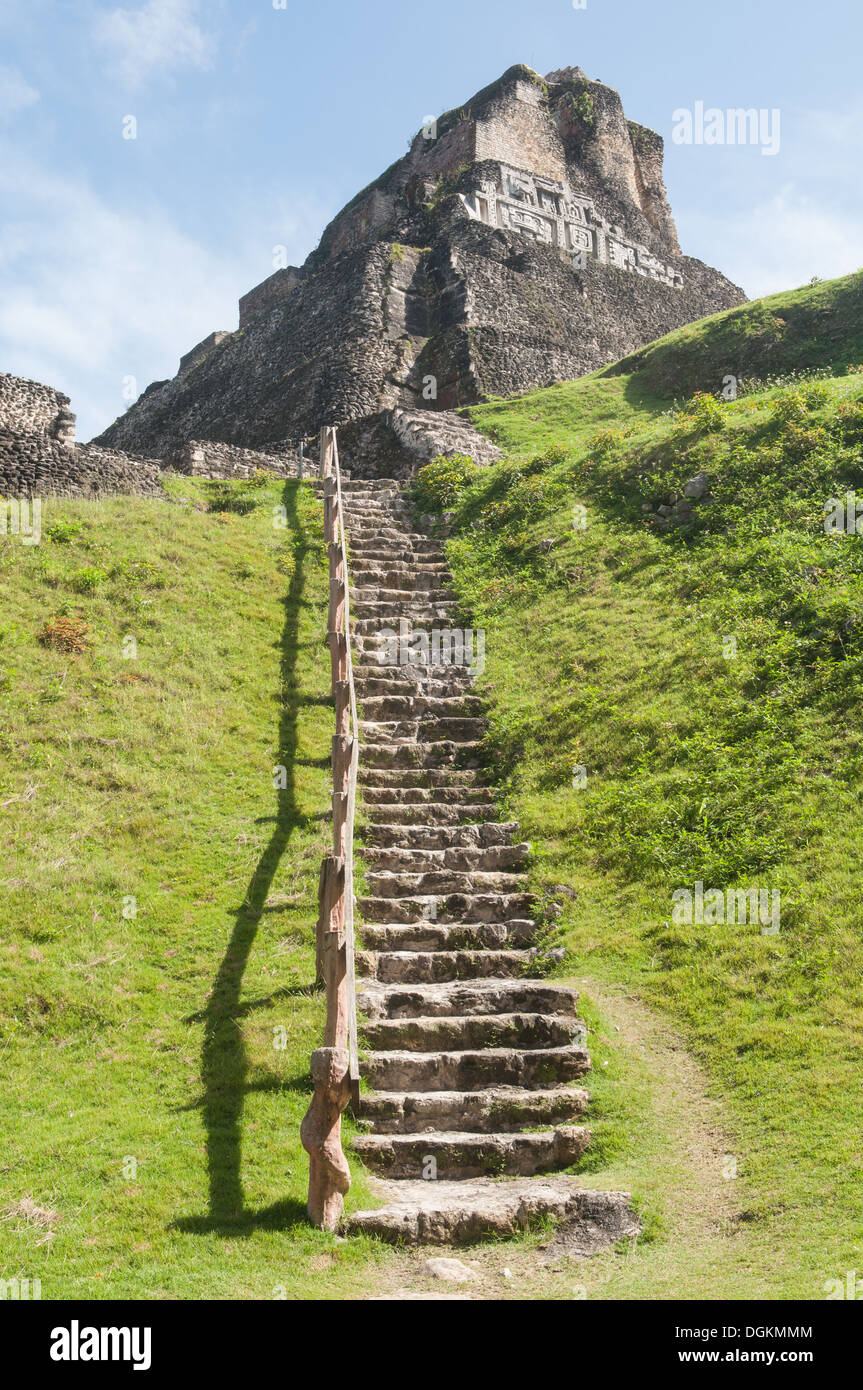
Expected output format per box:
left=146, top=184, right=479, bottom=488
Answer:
left=344, top=1176, right=639, bottom=1246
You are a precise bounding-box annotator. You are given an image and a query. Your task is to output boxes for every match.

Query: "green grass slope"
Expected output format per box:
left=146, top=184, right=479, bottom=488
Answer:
left=467, top=268, right=863, bottom=455
left=0, top=476, right=389, bottom=1299
left=1, top=472, right=739, bottom=1304
left=415, top=271, right=863, bottom=1297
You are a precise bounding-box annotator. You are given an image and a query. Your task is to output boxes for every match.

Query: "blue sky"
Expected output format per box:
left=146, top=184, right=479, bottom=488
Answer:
left=0, top=0, right=859, bottom=440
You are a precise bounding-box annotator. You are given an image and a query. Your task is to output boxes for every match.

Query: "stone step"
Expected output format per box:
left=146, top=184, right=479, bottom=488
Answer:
left=358, top=718, right=487, bottom=742
left=358, top=695, right=485, bottom=721
left=352, top=611, right=460, bottom=634
left=343, top=505, right=414, bottom=517
left=352, top=1127, right=590, bottom=1180
left=354, top=673, right=476, bottom=697
left=361, top=803, right=500, bottom=826
left=359, top=785, right=494, bottom=805
left=360, top=743, right=483, bottom=770
left=360, top=1040, right=589, bottom=1091
left=363, top=1011, right=584, bottom=1053
left=348, top=544, right=442, bottom=561
left=357, top=946, right=562, bottom=983
left=363, top=845, right=528, bottom=873
left=358, top=767, right=482, bottom=788
left=358, top=891, right=535, bottom=924
left=351, top=565, right=450, bottom=581
left=357, top=978, right=572, bottom=1021
left=363, top=870, right=528, bottom=899
left=353, top=586, right=458, bottom=603
left=357, top=1085, right=589, bottom=1134
left=357, top=921, right=538, bottom=952
left=354, top=663, right=481, bottom=684
left=347, top=528, right=436, bottom=544
left=345, top=1179, right=638, bottom=1247
left=361, top=821, right=517, bottom=849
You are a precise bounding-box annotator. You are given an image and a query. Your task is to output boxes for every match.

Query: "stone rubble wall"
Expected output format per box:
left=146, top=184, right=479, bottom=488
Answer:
left=407, top=221, right=742, bottom=410
left=0, top=372, right=76, bottom=444
left=389, top=407, right=503, bottom=467
left=0, top=431, right=164, bottom=499
left=166, top=439, right=301, bottom=479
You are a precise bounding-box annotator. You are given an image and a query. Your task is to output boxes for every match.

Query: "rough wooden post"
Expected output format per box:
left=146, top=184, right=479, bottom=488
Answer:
left=328, top=576, right=346, bottom=636
left=328, top=630, right=347, bottom=688
left=316, top=854, right=345, bottom=985
left=323, top=478, right=338, bottom=544
left=319, top=426, right=335, bottom=480
left=303, top=845, right=351, bottom=1230
left=301, top=1047, right=351, bottom=1230
left=303, top=423, right=357, bottom=1233
left=328, top=541, right=343, bottom=585
left=334, top=680, right=350, bottom=738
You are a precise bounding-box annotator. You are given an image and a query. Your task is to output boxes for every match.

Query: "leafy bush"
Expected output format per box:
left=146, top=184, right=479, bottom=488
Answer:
left=522, top=442, right=570, bottom=475
left=46, top=520, right=83, bottom=544
left=413, top=454, right=480, bottom=511
left=70, top=565, right=108, bottom=593
left=674, top=391, right=726, bottom=434
left=479, top=471, right=549, bottom=526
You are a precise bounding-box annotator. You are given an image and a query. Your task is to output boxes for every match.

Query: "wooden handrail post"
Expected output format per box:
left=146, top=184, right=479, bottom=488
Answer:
left=302, top=423, right=360, bottom=1233
left=323, top=480, right=339, bottom=543
left=300, top=1046, right=351, bottom=1230
left=334, top=680, right=351, bottom=737
left=316, top=853, right=345, bottom=984
left=319, top=425, right=335, bottom=480
left=328, top=630, right=348, bottom=688
left=328, top=576, right=346, bottom=635
left=328, top=541, right=344, bottom=585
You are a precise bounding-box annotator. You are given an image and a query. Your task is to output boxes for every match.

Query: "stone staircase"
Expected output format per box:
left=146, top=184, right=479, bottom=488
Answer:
left=339, top=478, right=636, bottom=1247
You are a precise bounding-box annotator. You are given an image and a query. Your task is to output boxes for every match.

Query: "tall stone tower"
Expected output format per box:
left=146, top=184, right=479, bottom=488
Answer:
left=96, top=64, right=744, bottom=460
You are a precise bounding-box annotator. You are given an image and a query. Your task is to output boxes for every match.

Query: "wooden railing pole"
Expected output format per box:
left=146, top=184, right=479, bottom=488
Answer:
left=328, top=630, right=347, bottom=688
left=302, top=424, right=359, bottom=1233
left=300, top=1046, right=351, bottom=1230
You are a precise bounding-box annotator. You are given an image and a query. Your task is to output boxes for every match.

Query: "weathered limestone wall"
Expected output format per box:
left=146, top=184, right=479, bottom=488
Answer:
left=0, top=372, right=76, bottom=444
left=167, top=439, right=300, bottom=479
left=405, top=221, right=739, bottom=409
left=238, top=267, right=303, bottom=328
left=179, top=331, right=232, bottom=376
left=0, top=430, right=164, bottom=499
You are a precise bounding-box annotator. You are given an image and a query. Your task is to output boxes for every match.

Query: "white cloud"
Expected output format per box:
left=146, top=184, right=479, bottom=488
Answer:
left=0, top=65, right=39, bottom=120
left=681, top=187, right=863, bottom=301
left=93, top=0, right=215, bottom=90
left=0, top=145, right=327, bottom=441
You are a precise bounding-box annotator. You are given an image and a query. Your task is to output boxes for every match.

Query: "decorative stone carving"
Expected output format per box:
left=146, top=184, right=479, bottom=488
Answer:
left=461, top=161, right=683, bottom=288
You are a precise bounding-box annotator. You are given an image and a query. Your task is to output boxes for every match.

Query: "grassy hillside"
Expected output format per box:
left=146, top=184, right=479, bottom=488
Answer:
left=416, top=270, right=863, bottom=1297
left=467, top=268, right=863, bottom=455
left=1, top=472, right=760, bottom=1303
left=0, top=475, right=392, bottom=1299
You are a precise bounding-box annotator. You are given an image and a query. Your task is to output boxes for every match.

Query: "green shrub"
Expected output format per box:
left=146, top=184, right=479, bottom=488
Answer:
left=69, top=565, right=108, bottom=593
left=46, top=520, right=84, bottom=544
left=771, top=390, right=810, bottom=425
left=674, top=390, right=726, bottom=434
left=414, top=453, right=481, bottom=511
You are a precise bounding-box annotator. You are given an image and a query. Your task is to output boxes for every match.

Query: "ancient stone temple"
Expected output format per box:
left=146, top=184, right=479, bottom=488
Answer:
left=92, top=63, right=744, bottom=466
